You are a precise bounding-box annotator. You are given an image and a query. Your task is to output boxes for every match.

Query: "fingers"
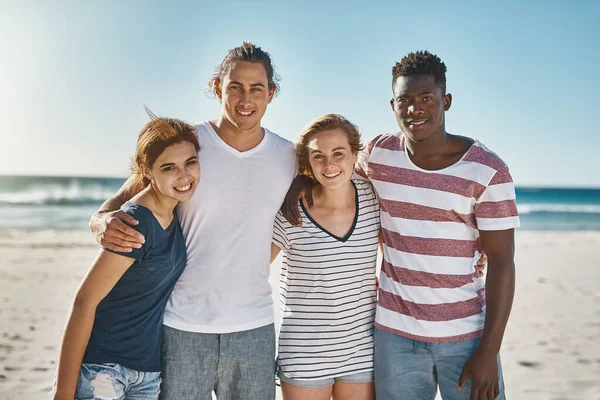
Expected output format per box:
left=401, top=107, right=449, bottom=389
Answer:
left=305, top=187, right=314, bottom=210
left=118, top=210, right=139, bottom=226
left=103, top=228, right=143, bottom=249
left=487, top=385, right=496, bottom=400
left=494, top=384, right=500, bottom=399
left=100, top=241, right=135, bottom=253
left=111, top=218, right=144, bottom=242
left=281, top=191, right=301, bottom=226
left=477, top=252, right=488, bottom=265
left=457, top=370, right=469, bottom=391
left=113, top=211, right=143, bottom=239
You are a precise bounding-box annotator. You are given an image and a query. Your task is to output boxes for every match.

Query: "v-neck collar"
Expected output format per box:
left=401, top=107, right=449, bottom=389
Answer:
left=204, top=121, right=269, bottom=157
left=299, top=181, right=359, bottom=243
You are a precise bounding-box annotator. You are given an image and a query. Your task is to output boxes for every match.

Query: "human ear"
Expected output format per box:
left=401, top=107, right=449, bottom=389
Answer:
left=142, top=166, right=153, bottom=182
left=214, top=79, right=223, bottom=99
left=444, top=93, right=452, bottom=111
left=390, top=99, right=395, bottom=111
left=267, top=85, right=275, bottom=103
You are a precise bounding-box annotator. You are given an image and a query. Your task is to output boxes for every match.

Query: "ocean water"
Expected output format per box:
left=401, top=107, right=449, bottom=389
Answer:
left=0, top=175, right=599, bottom=231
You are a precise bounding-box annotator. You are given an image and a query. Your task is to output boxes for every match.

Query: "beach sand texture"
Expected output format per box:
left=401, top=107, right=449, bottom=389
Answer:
left=0, top=230, right=599, bottom=400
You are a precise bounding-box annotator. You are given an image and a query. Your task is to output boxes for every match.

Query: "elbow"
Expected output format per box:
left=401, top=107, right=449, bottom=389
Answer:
left=72, top=291, right=99, bottom=313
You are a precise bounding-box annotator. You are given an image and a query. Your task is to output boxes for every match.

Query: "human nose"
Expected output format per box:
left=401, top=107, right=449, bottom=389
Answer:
left=240, top=89, right=250, bottom=105
left=407, top=101, right=424, bottom=115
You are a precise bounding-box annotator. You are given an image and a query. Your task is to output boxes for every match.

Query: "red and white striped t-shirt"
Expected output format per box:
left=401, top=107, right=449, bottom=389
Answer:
left=360, top=133, right=519, bottom=342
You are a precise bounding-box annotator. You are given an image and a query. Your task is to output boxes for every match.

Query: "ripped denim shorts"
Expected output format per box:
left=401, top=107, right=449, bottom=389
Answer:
left=54, top=363, right=161, bottom=400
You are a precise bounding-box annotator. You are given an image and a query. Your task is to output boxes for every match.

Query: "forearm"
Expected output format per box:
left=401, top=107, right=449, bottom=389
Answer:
left=53, top=302, right=97, bottom=398
left=99, top=176, right=142, bottom=213
left=90, top=176, right=144, bottom=233
left=478, top=257, right=515, bottom=355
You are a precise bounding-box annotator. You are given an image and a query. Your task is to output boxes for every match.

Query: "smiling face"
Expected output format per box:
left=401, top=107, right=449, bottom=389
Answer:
left=391, top=74, right=452, bottom=143
left=215, top=61, right=274, bottom=133
left=145, top=141, right=200, bottom=202
left=307, top=128, right=357, bottom=190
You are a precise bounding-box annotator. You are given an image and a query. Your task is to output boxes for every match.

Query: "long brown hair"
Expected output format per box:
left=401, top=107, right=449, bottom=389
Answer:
left=130, top=109, right=200, bottom=189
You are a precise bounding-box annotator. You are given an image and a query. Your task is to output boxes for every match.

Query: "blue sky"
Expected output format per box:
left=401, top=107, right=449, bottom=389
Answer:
left=1, top=0, right=599, bottom=187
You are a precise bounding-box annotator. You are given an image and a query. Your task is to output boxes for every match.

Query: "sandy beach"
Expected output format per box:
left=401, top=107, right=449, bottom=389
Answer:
left=0, top=229, right=598, bottom=399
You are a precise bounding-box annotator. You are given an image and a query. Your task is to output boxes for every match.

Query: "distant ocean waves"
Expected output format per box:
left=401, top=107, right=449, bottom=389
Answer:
left=0, top=176, right=125, bottom=230
left=0, top=176, right=599, bottom=231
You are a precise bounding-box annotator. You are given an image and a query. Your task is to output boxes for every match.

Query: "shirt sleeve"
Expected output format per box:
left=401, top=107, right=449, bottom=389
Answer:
left=475, top=167, right=520, bottom=231
left=102, top=206, right=150, bottom=263
left=272, top=211, right=291, bottom=253
left=352, top=146, right=370, bottom=181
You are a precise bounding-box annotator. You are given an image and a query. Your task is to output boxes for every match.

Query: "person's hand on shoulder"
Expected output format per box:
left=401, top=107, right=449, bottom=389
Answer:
left=281, top=175, right=316, bottom=226
left=90, top=210, right=144, bottom=252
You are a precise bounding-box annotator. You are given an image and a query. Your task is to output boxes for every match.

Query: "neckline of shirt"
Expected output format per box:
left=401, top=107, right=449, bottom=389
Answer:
left=399, top=133, right=481, bottom=174
left=203, top=121, right=270, bottom=157
left=299, top=180, right=359, bottom=243
left=125, top=201, right=177, bottom=232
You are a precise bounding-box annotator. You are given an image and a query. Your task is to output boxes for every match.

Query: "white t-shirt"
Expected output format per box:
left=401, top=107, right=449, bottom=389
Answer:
left=162, top=121, right=297, bottom=333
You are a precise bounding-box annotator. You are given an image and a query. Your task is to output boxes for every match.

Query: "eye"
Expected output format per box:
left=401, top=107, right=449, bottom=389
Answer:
left=251, top=87, right=262, bottom=92
left=230, top=85, right=241, bottom=91
left=313, top=154, right=323, bottom=159
left=162, top=166, right=175, bottom=171
left=423, top=96, right=432, bottom=101
left=186, top=159, right=197, bottom=166
left=334, top=151, right=344, bottom=157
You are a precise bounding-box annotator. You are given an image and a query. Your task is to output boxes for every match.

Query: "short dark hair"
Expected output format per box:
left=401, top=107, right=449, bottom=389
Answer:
left=392, top=50, right=447, bottom=93
left=209, top=42, right=281, bottom=96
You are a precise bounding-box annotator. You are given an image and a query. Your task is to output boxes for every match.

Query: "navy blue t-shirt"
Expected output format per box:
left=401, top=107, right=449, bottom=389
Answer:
left=83, top=201, right=187, bottom=372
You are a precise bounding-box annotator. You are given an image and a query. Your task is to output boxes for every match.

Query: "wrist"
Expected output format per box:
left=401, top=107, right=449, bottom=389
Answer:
left=476, top=341, right=500, bottom=357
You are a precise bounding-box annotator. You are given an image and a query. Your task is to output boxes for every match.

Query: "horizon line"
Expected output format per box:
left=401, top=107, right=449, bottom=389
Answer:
left=1, top=173, right=599, bottom=190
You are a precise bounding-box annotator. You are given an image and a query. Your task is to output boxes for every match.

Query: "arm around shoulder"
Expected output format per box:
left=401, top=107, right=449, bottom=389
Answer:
left=89, top=176, right=147, bottom=252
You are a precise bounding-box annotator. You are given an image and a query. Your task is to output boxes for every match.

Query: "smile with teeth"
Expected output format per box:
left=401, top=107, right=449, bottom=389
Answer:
left=236, top=110, right=254, bottom=116
left=174, top=183, right=192, bottom=193
left=407, top=119, right=428, bottom=126
left=323, top=171, right=342, bottom=178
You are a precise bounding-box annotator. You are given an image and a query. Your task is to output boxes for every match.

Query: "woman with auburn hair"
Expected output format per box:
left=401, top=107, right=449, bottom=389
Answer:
left=52, top=115, right=200, bottom=400
left=271, top=114, right=379, bottom=400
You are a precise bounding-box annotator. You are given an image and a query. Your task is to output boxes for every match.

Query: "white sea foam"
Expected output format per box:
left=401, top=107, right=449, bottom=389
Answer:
left=517, top=203, right=600, bottom=214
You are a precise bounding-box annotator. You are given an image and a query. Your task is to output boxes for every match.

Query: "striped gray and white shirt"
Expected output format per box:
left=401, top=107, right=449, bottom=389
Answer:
left=273, top=179, right=380, bottom=381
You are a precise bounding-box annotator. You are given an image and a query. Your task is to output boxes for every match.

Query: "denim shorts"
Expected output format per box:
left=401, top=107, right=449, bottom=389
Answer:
left=54, top=363, right=161, bottom=400
left=278, top=370, right=374, bottom=388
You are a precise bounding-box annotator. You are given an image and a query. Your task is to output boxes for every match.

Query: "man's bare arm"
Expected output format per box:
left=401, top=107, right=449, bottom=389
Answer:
left=458, top=228, right=515, bottom=400
left=89, top=176, right=146, bottom=252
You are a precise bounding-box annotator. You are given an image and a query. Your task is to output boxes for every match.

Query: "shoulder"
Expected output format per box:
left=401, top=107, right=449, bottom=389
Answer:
left=265, top=129, right=294, bottom=149
left=367, top=132, right=403, bottom=153
left=265, top=128, right=296, bottom=160
left=353, top=178, right=375, bottom=195
left=119, top=202, right=156, bottom=237
left=192, top=121, right=214, bottom=148
left=274, top=209, right=297, bottom=232
left=463, top=140, right=511, bottom=173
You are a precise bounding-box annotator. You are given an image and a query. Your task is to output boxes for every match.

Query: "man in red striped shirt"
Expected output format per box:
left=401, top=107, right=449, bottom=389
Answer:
left=365, top=51, right=518, bottom=400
